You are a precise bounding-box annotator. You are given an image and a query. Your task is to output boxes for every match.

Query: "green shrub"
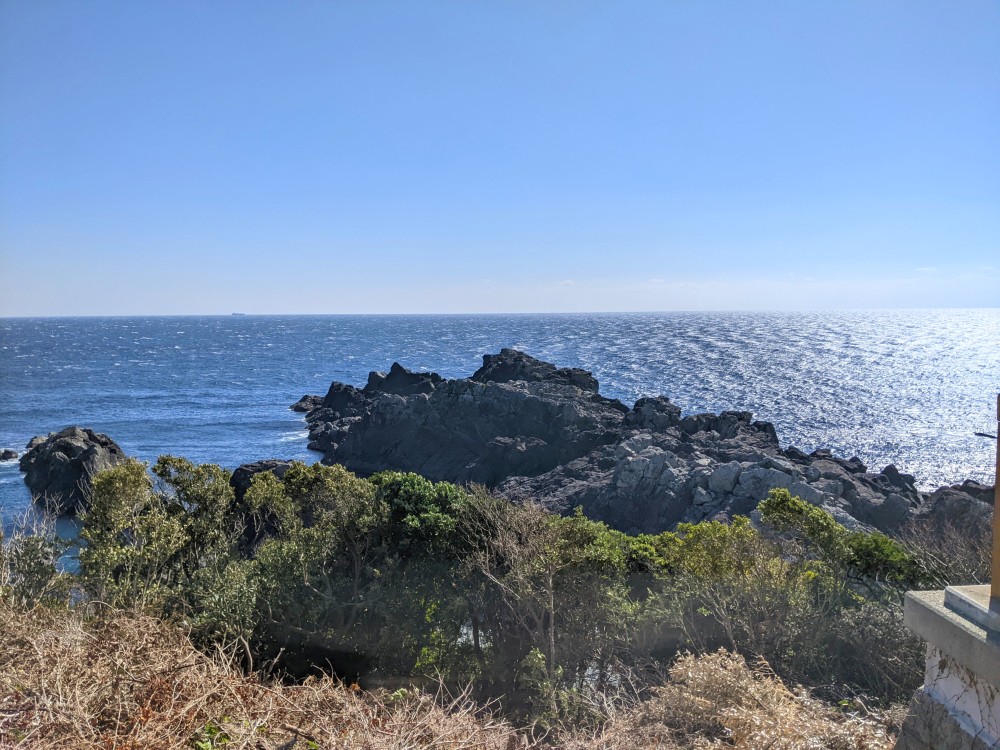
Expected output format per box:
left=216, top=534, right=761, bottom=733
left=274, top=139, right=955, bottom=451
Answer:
left=80, top=458, right=188, bottom=609
left=0, top=515, right=69, bottom=608
left=368, top=471, right=467, bottom=556
left=66, top=462, right=928, bottom=713
left=760, top=488, right=928, bottom=595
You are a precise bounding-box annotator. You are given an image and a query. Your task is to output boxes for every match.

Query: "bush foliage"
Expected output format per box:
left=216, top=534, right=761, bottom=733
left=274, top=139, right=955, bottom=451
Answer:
left=3, top=459, right=960, bottom=724
left=0, top=601, right=895, bottom=749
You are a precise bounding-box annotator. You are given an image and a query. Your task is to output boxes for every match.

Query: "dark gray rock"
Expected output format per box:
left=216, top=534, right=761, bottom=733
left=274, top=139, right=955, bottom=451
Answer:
left=708, top=461, right=742, bottom=494
left=365, top=362, right=444, bottom=396
left=914, top=486, right=992, bottom=531
left=786, top=480, right=830, bottom=507
left=301, top=383, right=376, bottom=455
left=752, top=421, right=780, bottom=447
left=291, top=351, right=630, bottom=486
left=332, top=377, right=625, bottom=485
left=25, top=435, right=46, bottom=452
left=323, top=382, right=371, bottom=414
left=472, top=348, right=600, bottom=393
left=735, top=466, right=794, bottom=500
left=881, top=463, right=918, bottom=492
left=950, top=479, right=994, bottom=505
left=806, top=449, right=868, bottom=474
left=0, top=448, right=17, bottom=461
left=680, top=413, right=718, bottom=436
left=867, top=492, right=912, bottom=530
left=624, top=396, right=681, bottom=431
left=19, top=427, right=128, bottom=514
left=291, top=395, right=324, bottom=413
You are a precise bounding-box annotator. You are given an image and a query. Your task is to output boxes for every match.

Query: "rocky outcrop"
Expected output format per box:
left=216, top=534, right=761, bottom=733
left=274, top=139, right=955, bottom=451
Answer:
left=290, top=395, right=324, bottom=413
left=472, top=348, right=600, bottom=392
left=298, top=349, right=627, bottom=469
left=294, top=349, right=992, bottom=536
left=299, top=349, right=628, bottom=486
left=499, top=418, right=795, bottom=534
left=947, top=479, right=994, bottom=505
left=1, top=448, right=17, bottom=461
left=19, top=427, right=128, bottom=514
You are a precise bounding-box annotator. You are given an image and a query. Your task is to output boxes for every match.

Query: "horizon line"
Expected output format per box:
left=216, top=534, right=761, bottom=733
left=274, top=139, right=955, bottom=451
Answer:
left=2, top=306, right=999, bottom=320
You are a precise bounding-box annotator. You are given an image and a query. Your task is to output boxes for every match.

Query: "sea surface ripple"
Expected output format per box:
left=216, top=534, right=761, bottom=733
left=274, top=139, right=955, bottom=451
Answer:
left=2, top=311, right=998, bottom=529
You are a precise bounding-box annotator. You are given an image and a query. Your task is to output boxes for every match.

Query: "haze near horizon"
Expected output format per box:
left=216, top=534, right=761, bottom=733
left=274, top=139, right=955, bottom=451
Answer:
left=1, top=1, right=997, bottom=316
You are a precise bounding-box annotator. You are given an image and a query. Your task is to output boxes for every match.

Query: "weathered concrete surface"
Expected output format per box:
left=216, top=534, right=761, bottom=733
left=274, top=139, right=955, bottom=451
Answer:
left=945, top=585, right=1000, bottom=633
left=898, top=590, right=1000, bottom=749
left=904, top=590, right=1000, bottom=690
left=895, top=687, right=998, bottom=750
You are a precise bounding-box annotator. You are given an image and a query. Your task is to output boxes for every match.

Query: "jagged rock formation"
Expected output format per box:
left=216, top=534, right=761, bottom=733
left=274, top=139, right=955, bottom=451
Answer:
left=301, top=349, right=628, bottom=485
left=19, top=427, right=128, bottom=514
left=295, top=349, right=992, bottom=535
left=1, top=448, right=17, bottom=461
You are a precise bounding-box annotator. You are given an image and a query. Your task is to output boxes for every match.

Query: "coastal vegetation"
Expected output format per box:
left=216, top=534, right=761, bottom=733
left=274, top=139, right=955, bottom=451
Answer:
left=0, top=456, right=985, bottom=747
left=0, top=602, right=895, bottom=749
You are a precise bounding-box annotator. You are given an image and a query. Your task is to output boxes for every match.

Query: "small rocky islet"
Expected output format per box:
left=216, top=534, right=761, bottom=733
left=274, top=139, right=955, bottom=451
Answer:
left=18, top=426, right=128, bottom=514
left=18, top=348, right=994, bottom=535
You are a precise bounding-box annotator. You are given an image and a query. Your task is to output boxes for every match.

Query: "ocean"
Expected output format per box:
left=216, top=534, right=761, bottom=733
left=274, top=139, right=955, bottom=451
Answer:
left=2, top=310, right=998, bottom=533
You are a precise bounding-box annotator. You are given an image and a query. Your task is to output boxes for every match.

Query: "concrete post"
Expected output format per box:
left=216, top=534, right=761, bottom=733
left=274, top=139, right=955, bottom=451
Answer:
left=895, top=396, right=1000, bottom=749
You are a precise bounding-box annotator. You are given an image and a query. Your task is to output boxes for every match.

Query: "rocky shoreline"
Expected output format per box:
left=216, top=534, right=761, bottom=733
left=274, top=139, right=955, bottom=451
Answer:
left=294, top=348, right=993, bottom=535
left=14, top=349, right=993, bottom=536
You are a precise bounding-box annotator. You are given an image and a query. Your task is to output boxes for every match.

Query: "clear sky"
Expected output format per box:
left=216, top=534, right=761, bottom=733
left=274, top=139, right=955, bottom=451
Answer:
left=1, top=1, right=997, bottom=315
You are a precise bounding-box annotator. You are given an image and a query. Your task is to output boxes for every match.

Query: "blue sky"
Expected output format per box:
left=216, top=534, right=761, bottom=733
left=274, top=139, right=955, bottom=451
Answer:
left=1, top=1, right=997, bottom=315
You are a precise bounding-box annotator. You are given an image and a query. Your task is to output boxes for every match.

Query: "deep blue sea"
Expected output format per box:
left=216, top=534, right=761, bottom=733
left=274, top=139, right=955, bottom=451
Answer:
left=2, top=311, right=999, bottom=534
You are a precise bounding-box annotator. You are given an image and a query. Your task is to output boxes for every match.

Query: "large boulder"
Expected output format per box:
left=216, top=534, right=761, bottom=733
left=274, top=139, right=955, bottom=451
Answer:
left=913, top=486, right=992, bottom=532
left=708, top=462, right=742, bottom=494
left=1, top=448, right=17, bottom=461
left=19, top=427, right=128, bottom=514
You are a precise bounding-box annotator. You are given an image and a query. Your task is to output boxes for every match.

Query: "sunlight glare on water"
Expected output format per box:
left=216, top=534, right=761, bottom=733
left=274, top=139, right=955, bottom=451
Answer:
left=1, top=310, right=998, bottom=527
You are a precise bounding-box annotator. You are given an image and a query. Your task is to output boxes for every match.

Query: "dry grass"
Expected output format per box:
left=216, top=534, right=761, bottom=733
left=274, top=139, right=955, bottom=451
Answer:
left=0, top=604, right=517, bottom=750
left=0, top=604, right=896, bottom=750
left=579, top=651, right=895, bottom=750
left=900, top=519, right=991, bottom=588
